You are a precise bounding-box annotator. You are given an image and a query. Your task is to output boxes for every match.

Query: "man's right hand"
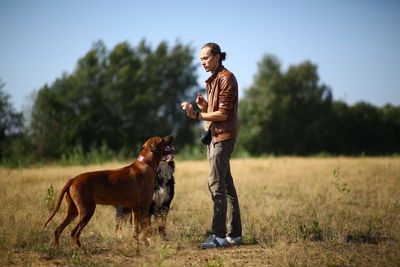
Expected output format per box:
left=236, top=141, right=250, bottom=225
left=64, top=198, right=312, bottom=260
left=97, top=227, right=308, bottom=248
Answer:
left=196, top=93, right=208, bottom=111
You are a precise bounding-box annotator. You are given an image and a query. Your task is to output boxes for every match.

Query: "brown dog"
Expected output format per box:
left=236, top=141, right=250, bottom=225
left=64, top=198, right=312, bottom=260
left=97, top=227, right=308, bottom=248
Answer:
left=115, top=158, right=175, bottom=239
left=44, top=135, right=174, bottom=248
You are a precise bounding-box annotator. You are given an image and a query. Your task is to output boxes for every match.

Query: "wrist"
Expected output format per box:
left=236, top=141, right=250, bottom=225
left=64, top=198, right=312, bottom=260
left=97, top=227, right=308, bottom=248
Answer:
left=196, top=111, right=200, bottom=120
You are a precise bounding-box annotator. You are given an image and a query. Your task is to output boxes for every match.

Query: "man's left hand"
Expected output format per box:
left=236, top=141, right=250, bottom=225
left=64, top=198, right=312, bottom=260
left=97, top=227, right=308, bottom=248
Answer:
left=181, top=102, right=196, bottom=119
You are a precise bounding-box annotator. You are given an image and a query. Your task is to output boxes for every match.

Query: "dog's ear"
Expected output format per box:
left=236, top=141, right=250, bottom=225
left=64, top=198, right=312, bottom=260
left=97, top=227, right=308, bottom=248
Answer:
left=150, top=141, right=159, bottom=153
left=143, top=140, right=148, bottom=149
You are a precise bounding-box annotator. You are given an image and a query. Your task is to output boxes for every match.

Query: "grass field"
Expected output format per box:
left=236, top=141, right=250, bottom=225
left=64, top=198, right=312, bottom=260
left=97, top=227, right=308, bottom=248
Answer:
left=0, top=157, right=399, bottom=266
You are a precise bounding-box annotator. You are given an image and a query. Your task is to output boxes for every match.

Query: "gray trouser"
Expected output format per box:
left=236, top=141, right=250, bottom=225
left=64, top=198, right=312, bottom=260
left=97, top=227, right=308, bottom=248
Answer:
left=207, top=138, right=242, bottom=238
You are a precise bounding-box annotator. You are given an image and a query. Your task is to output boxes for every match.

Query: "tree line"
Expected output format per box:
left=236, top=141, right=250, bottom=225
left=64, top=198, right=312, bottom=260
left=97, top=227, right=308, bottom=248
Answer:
left=238, top=54, right=400, bottom=156
left=1, top=40, right=399, bottom=166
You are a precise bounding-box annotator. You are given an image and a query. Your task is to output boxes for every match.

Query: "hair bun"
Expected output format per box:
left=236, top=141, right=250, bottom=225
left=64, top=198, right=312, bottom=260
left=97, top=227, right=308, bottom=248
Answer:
left=220, top=52, right=226, bottom=61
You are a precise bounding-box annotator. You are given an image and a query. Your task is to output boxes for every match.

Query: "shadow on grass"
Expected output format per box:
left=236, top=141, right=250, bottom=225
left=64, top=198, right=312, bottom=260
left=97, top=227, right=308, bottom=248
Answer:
left=345, top=229, right=390, bottom=245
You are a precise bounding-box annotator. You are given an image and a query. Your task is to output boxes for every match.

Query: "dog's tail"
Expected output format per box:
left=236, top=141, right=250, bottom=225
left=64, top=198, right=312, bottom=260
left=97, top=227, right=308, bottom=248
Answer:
left=43, top=179, right=74, bottom=227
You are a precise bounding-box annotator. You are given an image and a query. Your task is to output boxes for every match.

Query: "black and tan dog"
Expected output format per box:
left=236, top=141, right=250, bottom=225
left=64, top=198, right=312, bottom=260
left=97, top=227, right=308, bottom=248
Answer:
left=44, top=136, right=174, bottom=248
left=115, top=146, right=175, bottom=239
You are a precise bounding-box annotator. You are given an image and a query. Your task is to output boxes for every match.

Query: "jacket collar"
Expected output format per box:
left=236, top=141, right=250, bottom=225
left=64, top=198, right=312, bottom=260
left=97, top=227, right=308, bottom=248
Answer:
left=205, top=65, right=224, bottom=84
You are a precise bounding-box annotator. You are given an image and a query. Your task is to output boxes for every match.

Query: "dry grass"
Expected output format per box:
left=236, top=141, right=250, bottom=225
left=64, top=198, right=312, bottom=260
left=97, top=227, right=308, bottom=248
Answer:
left=0, top=157, right=399, bottom=266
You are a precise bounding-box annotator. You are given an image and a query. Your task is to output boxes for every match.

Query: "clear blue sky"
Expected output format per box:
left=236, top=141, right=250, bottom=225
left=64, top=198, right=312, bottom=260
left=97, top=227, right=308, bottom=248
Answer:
left=1, top=0, right=399, bottom=110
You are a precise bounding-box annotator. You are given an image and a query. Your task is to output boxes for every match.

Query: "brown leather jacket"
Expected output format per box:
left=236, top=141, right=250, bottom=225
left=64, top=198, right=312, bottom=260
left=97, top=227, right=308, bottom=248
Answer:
left=205, top=65, right=238, bottom=143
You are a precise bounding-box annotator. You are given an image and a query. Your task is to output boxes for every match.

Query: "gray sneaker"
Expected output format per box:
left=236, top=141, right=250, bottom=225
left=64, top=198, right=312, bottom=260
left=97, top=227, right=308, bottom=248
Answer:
left=226, top=236, right=242, bottom=246
left=200, top=235, right=229, bottom=249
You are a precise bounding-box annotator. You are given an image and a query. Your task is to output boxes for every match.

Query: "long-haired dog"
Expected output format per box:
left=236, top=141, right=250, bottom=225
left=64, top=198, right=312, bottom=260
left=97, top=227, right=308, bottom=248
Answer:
left=115, top=148, right=175, bottom=239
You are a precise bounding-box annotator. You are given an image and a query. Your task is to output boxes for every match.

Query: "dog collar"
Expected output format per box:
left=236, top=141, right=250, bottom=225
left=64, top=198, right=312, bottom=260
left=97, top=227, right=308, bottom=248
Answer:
left=137, top=155, right=157, bottom=171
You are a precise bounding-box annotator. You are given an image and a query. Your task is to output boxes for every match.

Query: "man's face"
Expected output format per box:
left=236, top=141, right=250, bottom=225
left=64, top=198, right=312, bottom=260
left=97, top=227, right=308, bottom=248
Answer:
left=200, top=47, right=220, bottom=73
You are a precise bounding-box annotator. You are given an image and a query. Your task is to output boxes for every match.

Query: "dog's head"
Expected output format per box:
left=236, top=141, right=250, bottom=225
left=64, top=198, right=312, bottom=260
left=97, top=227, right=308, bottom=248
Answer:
left=142, top=135, right=174, bottom=160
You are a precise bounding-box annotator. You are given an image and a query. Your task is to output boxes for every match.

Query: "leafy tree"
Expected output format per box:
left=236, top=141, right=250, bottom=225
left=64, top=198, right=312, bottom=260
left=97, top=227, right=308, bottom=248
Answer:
left=380, top=104, right=400, bottom=154
left=239, top=54, right=400, bottom=156
left=238, top=55, right=281, bottom=155
left=0, top=80, right=25, bottom=161
left=330, top=102, right=400, bottom=155
left=338, top=102, right=383, bottom=154
left=30, top=40, right=198, bottom=160
left=239, top=55, right=332, bottom=155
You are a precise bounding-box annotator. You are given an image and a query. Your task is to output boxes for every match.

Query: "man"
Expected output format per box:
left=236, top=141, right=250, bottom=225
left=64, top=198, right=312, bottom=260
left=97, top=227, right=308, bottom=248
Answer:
left=181, top=42, right=242, bottom=248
